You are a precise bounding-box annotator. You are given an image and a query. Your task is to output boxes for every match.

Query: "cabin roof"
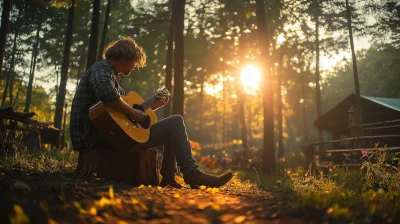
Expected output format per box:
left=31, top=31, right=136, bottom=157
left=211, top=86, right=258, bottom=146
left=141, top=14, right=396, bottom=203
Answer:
left=314, top=94, right=400, bottom=132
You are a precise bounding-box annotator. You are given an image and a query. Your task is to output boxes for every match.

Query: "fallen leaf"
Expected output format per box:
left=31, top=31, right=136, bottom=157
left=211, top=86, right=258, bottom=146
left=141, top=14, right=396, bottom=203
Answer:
left=89, top=207, right=97, bottom=216
left=9, top=204, right=30, bottom=224
left=211, top=203, right=220, bottom=211
left=234, top=215, right=246, bottom=223
left=48, top=218, right=57, bottom=224
left=109, top=185, right=114, bottom=200
left=327, top=207, right=334, bottom=214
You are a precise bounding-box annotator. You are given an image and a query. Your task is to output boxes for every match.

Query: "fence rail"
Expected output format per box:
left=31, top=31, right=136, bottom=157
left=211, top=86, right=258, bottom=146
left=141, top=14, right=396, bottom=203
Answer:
left=354, top=119, right=400, bottom=128
left=324, top=146, right=400, bottom=153
left=310, top=134, right=400, bottom=146
left=306, top=117, right=400, bottom=170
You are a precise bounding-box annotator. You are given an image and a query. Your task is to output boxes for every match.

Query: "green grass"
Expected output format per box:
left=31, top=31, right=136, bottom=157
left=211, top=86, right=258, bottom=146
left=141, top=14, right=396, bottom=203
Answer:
left=234, top=148, right=400, bottom=223
left=0, top=147, right=78, bottom=173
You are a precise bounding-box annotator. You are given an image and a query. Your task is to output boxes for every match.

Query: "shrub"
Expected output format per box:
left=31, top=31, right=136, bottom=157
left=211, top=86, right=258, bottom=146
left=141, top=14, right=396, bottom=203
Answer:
left=361, top=145, right=400, bottom=191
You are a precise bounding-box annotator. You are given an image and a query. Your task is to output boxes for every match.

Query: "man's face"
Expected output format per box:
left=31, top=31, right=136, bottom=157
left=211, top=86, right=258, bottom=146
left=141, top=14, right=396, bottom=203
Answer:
left=120, top=59, right=136, bottom=76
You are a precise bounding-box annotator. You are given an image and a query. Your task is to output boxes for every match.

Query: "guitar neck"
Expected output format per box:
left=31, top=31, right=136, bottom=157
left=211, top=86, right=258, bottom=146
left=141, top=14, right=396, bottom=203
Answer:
left=140, top=95, right=158, bottom=111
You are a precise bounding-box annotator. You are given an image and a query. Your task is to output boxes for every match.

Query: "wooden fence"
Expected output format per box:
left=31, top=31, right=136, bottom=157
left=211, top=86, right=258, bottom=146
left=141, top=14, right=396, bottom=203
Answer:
left=305, top=118, right=400, bottom=170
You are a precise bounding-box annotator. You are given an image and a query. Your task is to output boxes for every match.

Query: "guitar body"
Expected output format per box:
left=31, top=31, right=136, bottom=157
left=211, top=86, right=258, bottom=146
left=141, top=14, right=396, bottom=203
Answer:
left=89, top=91, right=157, bottom=149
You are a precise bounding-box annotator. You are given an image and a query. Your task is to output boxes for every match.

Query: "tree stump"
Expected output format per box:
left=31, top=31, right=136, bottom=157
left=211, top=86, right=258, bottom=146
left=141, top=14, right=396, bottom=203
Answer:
left=76, top=145, right=160, bottom=187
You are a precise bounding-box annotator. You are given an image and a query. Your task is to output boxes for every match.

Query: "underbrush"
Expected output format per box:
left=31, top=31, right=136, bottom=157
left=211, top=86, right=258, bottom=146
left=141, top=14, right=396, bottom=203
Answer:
left=237, top=146, right=400, bottom=222
left=0, top=147, right=78, bottom=173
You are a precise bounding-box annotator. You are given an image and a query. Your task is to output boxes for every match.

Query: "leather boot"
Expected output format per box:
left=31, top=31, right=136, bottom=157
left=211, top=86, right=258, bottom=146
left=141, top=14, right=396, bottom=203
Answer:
left=183, top=170, right=233, bottom=189
left=159, top=177, right=183, bottom=189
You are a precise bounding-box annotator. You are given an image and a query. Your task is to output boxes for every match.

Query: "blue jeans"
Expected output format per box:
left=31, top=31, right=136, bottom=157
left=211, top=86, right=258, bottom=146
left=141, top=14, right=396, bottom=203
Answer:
left=136, top=115, right=199, bottom=179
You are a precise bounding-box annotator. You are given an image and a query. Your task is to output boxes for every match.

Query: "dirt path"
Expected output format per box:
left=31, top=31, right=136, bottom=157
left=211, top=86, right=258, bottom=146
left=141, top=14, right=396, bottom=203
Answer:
left=0, top=169, right=317, bottom=224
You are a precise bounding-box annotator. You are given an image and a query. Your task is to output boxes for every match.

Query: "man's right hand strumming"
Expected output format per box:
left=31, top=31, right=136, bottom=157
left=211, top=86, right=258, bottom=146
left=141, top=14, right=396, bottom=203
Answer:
left=131, top=108, right=147, bottom=122
left=104, top=96, right=147, bottom=122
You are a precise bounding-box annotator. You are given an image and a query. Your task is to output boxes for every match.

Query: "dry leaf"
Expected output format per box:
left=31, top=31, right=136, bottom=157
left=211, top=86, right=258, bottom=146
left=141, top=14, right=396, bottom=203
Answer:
left=9, top=205, right=30, bottom=224
left=234, top=215, right=246, bottom=223
left=109, top=185, right=114, bottom=200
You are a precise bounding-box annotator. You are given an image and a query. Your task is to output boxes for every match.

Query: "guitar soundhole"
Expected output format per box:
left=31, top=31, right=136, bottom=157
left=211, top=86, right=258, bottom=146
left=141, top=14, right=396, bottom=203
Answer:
left=133, top=104, right=144, bottom=111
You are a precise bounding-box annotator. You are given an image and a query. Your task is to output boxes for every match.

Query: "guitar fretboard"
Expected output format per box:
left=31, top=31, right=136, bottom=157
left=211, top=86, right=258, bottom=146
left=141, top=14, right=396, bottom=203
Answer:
left=140, top=95, right=158, bottom=111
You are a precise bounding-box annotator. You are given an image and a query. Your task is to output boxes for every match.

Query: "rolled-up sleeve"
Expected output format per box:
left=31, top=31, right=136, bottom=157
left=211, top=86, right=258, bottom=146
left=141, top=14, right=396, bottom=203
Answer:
left=89, top=69, right=120, bottom=102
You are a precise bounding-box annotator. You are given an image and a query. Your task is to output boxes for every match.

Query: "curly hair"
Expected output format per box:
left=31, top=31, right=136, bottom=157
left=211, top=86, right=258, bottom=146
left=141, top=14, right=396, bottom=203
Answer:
left=102, top=36, right=146, bottom=68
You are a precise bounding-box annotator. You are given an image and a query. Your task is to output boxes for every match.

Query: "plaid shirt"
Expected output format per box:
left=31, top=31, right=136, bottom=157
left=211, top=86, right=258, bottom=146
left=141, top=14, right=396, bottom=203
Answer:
left=70, top=60, right=126, bottom=151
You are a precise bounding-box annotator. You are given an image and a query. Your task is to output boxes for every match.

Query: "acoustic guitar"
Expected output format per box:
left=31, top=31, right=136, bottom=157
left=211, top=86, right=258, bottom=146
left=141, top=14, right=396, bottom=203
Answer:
left=89, top=88, right=171, bottom=149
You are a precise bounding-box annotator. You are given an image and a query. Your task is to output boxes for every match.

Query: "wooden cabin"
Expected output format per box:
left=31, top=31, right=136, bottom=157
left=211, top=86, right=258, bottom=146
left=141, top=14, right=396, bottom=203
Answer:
left=315, top=94, right=400, bottom=147
left=307, top=94, right=400, bottom=168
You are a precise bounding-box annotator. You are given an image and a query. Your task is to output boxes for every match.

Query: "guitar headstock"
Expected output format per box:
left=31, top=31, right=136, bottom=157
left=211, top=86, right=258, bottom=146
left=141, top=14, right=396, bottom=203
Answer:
left=155, top=88, right=171, bottom=97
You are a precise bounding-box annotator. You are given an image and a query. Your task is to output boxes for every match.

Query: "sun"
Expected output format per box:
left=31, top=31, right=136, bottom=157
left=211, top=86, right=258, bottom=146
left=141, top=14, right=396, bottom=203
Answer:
left=241, top=65, right=261, bottom=94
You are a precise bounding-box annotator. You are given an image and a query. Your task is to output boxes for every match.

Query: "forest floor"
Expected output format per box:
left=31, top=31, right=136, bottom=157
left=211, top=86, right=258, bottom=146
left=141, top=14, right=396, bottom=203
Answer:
left=1, top=148, right=399, bottom=224
left=0, top=167, right=326, bottom=224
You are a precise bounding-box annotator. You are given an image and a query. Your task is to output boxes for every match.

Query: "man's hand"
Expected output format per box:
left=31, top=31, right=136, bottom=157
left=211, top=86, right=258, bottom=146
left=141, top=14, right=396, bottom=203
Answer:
left=151, top=95, right=169, bottom=111
left=131, top=108, right=147, bottom=122
left=104, top=97, right=148, bottom=122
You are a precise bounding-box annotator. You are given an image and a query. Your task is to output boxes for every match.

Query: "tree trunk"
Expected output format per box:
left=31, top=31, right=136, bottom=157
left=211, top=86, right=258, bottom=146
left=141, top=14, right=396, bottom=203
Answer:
left=237, top=30, right=248, bottom=150
left=1, top=72, right=10, bottom=107
left=55, top=65, right=59, bottom=97
left=98, top=0, right=111, bottom=61
left=163, top=0, right=176, bottom=119
left=198, top=69, right=204, bottom=141
left=222, top=76, right=226, bottom=146
left=86, top=0, right=100, bottom=70
left=197, top=2, right=207, bottom=142
left=248, top=104, right=252, bottom=147
left=231, top=103, right=239, bottom=141
left=54, top=0, right=75, bottom=130
left=0, top=0, right=11, bottom=77
left=24, top=23, right=41, bottom=112
left=172, top=0, right=186, bottom=116
left=346, top=0, right=362, bottom=132
left=298, top=52, right=308, bottom=143
left=8, top=23, right=21, bottom=107
left=76, top=54, right=86, bottom=88
left=277, top=56, right=284, bottom=159
left=238, top=89, right=248, bottom=149
left=12, top=79, right=23, bottom=108
left=255, top=0, right=275, bottom=173
left=62, top=103, right=68, bottom=148
left=76, top=146, right=160, bottom=187
left=315, top=2, right=323, bottom=143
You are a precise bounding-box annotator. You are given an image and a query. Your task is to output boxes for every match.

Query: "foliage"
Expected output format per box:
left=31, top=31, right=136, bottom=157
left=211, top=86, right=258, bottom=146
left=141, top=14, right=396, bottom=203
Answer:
left=281, top=151, right=399, bottom=222
left=234, top=149, right=400, bottom=222
left=366, top=0, right=400, bottom=47
left=323, top=44, right=400, bottom=112
left=0, top=147, right=78, bottom=173
left=361, top=145, right=400, bottom=191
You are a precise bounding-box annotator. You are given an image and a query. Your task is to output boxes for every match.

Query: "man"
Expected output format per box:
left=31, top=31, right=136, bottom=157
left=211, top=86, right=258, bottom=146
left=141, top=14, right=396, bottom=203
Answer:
left=70, top=37, right=233, bottom=189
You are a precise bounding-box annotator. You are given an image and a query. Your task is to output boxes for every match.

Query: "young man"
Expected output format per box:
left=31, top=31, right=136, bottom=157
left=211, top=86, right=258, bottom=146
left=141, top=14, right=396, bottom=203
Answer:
left=70, top=37, right=233, bottom=188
